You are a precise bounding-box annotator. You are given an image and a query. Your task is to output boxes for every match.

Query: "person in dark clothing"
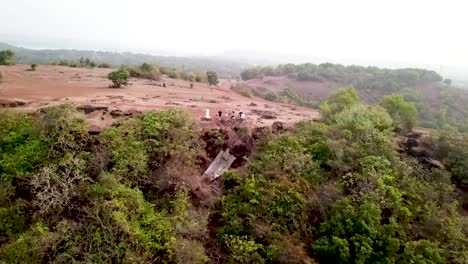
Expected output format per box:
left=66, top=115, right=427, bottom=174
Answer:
left=218, top=110, right=223, bottom=118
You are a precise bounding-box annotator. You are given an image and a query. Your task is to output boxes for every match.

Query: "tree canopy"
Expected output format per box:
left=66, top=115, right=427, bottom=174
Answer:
left=0, top=50, right=15, bottom=65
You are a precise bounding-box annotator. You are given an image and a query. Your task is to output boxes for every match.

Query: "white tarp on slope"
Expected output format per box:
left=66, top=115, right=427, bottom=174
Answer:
left=203, top=149, right=236, bottom=180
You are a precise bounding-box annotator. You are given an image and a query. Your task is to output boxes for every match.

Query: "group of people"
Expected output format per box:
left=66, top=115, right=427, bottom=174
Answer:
left=217, top=110, right=246, bottom=121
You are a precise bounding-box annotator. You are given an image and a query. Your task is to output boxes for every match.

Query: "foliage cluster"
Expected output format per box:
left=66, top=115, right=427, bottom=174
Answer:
left=214, top=87, right=468, bottom=263
left=0, top=50, right=15, bottom=66
left=241, top=63, right=443, bottom=93
left=107, top=68, right=130, bottom=88
left=0, top=89, right=467, bottom=263
left=0, top=106, right=209, bottom=263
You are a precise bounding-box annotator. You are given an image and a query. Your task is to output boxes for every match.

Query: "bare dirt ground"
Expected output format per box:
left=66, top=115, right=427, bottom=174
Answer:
left=0, top=65, right=320, bottom=131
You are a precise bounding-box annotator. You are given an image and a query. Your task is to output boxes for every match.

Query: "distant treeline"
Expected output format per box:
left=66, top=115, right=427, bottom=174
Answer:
left=241, top=63, right=443, bottom=92
left=0, top=42, right=246, bottom=78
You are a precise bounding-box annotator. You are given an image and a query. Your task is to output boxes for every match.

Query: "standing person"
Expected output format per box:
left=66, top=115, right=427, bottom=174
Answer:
left=231, top=111, right=235, bottom=119
left=240, top=112, right=246, bottom=121
left=218, top=110, right=223, bottom=118
left=239, top=111, right=243, bottom=119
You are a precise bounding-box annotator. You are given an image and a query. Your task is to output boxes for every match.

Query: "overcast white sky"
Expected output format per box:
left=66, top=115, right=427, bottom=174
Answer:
left=1, top=0, right=467, bottom=67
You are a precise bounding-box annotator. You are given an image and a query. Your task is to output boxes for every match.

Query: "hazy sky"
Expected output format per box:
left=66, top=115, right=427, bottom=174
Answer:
left=1, top=0, right=467, bottom=66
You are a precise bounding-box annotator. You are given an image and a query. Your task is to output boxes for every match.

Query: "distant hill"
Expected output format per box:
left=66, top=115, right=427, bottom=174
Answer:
left=0, top=42, right=248, bottom=78
left=238, top=63, right=468, bottom=132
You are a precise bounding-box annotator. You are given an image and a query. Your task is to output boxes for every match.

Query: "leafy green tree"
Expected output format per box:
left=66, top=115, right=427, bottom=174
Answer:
left=320, top=86, right=358, bottom=119
left=433, top=130, right=468, bottom=185
left=168, top=69, right=180, bottom=79
left=107, top=68, right=130, bottom=88
left=0, top=50, right=15, bottom=65
left=443, top=78, right=452, bottom=85
left=379, top=94, right=417, bottom=132
left=206, top=71, right=219, bottom=86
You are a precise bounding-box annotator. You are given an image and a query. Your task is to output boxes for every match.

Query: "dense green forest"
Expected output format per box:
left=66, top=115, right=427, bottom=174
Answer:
left=240, top=63, right=468, bottom=132
left=0, top=87, right=467, bottom=263
left=0, top=43, right=246, bottom=78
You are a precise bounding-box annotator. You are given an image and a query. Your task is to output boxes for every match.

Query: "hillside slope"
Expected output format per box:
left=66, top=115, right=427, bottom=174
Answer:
left=239, top=63, right=468, bottom=131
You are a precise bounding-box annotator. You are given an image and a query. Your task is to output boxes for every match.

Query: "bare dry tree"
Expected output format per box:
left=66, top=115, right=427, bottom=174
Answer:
left=30, top=157, right=85, bottom=215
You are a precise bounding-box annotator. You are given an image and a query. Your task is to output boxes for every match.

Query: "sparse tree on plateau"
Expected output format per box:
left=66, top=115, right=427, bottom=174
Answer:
left=0, top=50, right=15, bottom=65
left=206, top=71, right=219, bottom=86
left=107, top=68, right=130, bottom=88
left=30, top=64, right=37, bottom=71
left=443, top=78, right=452, bottom=86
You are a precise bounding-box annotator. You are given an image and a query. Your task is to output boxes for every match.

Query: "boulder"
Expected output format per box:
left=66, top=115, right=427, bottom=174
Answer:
left=428, top=159, right=445, bottom=170
left=110, top=109, right=142, bottom=118
left=406, top=138, right=419, bottom=148
left=408, top=146, right=432, bottom=158
left=261, top=112, right=277, bottom=119
left=406, top=131, right=422, bottom=139
left=229, top=142, right=250, bottom=158
left=272, top=121, right=287, bottom=134
left=252, top=126, right=271, bottom=141
left=0, top=99, right=27, bottom=107
left=77, top=105, right=108, bottom=114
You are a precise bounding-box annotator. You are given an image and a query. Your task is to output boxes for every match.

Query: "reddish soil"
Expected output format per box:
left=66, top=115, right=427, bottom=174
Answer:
left=0, top=65, right=320, bottom=131
left=241, top=75, right=343, bottom=101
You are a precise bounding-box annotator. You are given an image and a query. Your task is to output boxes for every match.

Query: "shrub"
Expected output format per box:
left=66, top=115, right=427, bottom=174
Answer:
left=0, top=112, right=45, bottom=179
left=380, top=94, right=417, bottom=132
left=39, top=105, right=90, bottom=157
left=320, top=86, right=359, bottom=120
left=264, top=91, right=278, bottom=101
left=0, top=50, right=15, bottom=65
left=97, top=63, right=112, bottom=68
left=30, top=64, right=37, bottom=71
left=206, top=71, right=219, bottom=85
left=168, top=69, right=180, bottom=79
left=100, top=118, right=148, bottom=184
left=238, top=87, right=252, bottom=98
left=30, top=154, right=87, bottom=215
left=139, top=63, right=161, bottom=80
left=107, top=68, right=130, bottom=88
left=0, top=200, right=27, bottom=238
left=156, top=66, right=166, bottom=74
left=194, top=72, right=205, bottom=82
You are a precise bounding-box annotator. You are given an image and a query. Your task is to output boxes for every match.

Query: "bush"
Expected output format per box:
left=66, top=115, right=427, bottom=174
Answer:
left=97, top=63, right=112, bottom=68
left=206, top=71, right=219, bottom=85
left=139, top=63, right=161, bottom=80
left=379, top=94, right=417, bottom=133
left=39, top=104, right=90, bottom=157
left=168, top=69, right=180, bottom=79
left=0, top=112, right=45, bottom=179
left=30, top=154, right=87, bottom=215
left=107, top=68, right=130, bottom=88
left=30, top=64, right=37, bottom=71
left=0, top=50, right=15, bottom=65
left=238, top=87, right=252, bottom=98
left=194, top=72, right=205, bottom=82
left=264, top=91, right=278, bottom=101
left=100, top=118, right=148, bottom=184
